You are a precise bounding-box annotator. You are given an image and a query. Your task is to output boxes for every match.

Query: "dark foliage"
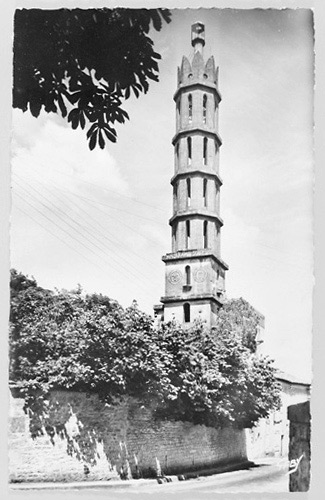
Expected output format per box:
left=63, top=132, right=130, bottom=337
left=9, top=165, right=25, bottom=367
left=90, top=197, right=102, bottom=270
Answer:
left=13, top=8, right=171, bottom=149
left=9, top=269, right=281, bottom=432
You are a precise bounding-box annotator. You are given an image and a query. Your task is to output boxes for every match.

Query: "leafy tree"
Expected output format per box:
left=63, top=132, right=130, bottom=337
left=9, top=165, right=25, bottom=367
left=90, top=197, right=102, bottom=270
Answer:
left=154, top=313, right=280, bottom=429
left=215, top=297, right=262, bottom=353
left=9, top=270, right=280, bottom=433
left=13, top=8, right=171, bottom=149
left=9, top=270, right=166, bottom=403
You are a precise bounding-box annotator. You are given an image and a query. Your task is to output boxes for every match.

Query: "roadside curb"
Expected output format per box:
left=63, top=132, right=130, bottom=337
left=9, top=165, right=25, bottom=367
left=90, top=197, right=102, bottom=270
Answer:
left=9, top=460, right=255, bottom=490
left=9, top=478, right=154, bottom=491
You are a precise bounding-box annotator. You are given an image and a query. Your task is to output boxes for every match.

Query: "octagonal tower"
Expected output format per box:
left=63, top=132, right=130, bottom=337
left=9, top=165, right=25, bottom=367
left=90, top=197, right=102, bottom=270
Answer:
left=155, top=23, right=228, bottom=328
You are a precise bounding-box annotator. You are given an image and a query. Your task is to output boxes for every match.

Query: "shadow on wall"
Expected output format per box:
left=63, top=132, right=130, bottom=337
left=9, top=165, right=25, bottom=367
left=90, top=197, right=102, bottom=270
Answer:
left=10, top=388, right=148, bottom=482
left=9, top=388, right=248, bottom=483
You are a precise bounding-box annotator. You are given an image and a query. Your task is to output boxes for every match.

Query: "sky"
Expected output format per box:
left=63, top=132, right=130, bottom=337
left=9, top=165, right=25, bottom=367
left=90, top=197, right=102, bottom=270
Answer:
left=10, top=7, right=314, bottom=381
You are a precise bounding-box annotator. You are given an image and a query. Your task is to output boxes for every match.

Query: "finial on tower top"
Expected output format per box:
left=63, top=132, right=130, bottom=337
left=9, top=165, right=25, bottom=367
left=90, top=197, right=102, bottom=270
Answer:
left=191, top=22, right=205, bottom=53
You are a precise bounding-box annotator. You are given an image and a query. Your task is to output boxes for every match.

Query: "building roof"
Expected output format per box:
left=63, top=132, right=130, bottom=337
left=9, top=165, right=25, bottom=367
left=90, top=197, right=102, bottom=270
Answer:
left=275, top=369, right=311, bottom=387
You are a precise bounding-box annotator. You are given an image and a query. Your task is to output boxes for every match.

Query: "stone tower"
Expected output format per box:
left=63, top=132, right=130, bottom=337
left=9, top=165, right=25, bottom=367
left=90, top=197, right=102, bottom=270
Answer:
left=154, top=22, right=228, bottom=328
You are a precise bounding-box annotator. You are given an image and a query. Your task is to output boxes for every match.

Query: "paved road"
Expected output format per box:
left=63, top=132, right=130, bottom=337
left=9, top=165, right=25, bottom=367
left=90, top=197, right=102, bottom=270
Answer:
left=10, top=457, right=289, bottom=498
left=89, top=457, right=289, bottom=496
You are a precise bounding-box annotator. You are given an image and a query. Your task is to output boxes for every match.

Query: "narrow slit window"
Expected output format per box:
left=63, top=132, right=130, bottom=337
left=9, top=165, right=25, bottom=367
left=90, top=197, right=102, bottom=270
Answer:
left=188, top=94, right=192, bottom=122
left=173, top=183, right=178, bottom=205
left=203, top=94, right=207, bottom=124
left=203, top=137, right=208, bottom=165
left=186, top=220, right=190, bottom=249
left=186, top=178, right=191, bottom=207
left=203, top=178, right=207, bottom=207
left=203, top=220, right=208, bottom=248
left=187, top=137, right=192, bottom=165
left=172, top=222, right=177, bottom=247
left=184, top=302, right=191, bottom=323
left=185, top=265, right=191, bottom=285
left=216, top=223, right=220, bottom=250
left=177, top=99, right=180, bottom=123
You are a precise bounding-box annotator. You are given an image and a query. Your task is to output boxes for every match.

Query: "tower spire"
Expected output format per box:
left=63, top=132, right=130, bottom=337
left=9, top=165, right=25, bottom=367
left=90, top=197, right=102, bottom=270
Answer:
left=154, top=24, right=228, bottom=328
left=191, top=22, right=205, bottom=53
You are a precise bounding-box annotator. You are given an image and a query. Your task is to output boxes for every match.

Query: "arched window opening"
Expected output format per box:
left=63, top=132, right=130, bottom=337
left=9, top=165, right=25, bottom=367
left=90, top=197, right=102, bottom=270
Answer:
left=188, top=94, right=193, bottom=122
left=184, top=302, right=191, bottom=323
left=203, top=137, right=208, bottom=165
left=203, top=220, right=208, bottom=249
left=186, top=178, right=191, bottom=207
left=185, top=265, right=191, bottom=286
left=217, top=269, right=220, bottom=280
left=187, top=137, right=192, bottom=165
left=186, top=220, right=190, bottom=249
left=203, top=94, right=207, bottom=124
left=176, top=142, right=179, bottom=159
left=203, top=178, right=207, bottom=207
left=176, top=99, right=181, bottom=122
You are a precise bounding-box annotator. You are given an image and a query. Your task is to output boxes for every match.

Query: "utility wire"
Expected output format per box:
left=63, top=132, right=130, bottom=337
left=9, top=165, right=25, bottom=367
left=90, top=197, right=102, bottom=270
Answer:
left=14, top=204, right=108, bottom=276
left=14, top=205, right=157, bottom=306
left=14, top=173, right=160, bottom=272
left=63, top=188, right=166, bottom=226
left=31, top=164, right=166, bottom=213
left=16, top=171, right=169, bottom=248
left=14, top=183, right=155, bottom=296
left=64, top=186, right=169, bottom=248
left=13, top=189, right=155, bottom=300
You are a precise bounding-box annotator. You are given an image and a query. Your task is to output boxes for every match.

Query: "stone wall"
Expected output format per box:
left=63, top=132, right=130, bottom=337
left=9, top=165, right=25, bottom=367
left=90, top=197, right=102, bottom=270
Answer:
left=9, top=389, right=248, bottom=483
left=287, top=400, right=311, bottom=492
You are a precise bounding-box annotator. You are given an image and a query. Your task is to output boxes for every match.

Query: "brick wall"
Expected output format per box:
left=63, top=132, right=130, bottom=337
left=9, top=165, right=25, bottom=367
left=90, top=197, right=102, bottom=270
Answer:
left=9, top=389, right=247, bottom=483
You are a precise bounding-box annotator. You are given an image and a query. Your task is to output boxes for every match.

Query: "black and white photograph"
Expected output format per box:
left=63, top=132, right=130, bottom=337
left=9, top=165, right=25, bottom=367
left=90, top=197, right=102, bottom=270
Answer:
left=4, top=0, right=317, bottom=496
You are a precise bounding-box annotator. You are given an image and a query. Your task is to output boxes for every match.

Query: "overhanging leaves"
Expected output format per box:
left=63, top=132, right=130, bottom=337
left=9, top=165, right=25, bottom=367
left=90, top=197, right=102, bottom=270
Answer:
left=13, top=8, right=171, bottom=150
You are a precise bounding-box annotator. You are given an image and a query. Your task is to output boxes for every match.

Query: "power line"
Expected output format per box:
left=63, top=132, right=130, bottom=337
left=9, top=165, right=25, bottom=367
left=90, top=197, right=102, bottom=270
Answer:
left=32, top=164, right=166, bottom=213
left=64, top=186, right=169, bottom=248
left=14, top=183, right=155, bottom=296
left=14, top=206, right=159, bottom=306
left=14, top=173, right=160, bottom=272
left=78, top=190, right=170, bottom=247
left=61, top=186, right=166, bottom=226
left=14, top=205, right=107, bottom=276
left=15, top=171, right=169, bottom=247
left=13, top=189, right=155, bottom=299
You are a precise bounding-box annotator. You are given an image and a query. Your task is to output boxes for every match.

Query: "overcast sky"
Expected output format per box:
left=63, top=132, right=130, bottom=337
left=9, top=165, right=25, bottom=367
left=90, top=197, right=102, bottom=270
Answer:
left=10, top=8, right=314, bottom=381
